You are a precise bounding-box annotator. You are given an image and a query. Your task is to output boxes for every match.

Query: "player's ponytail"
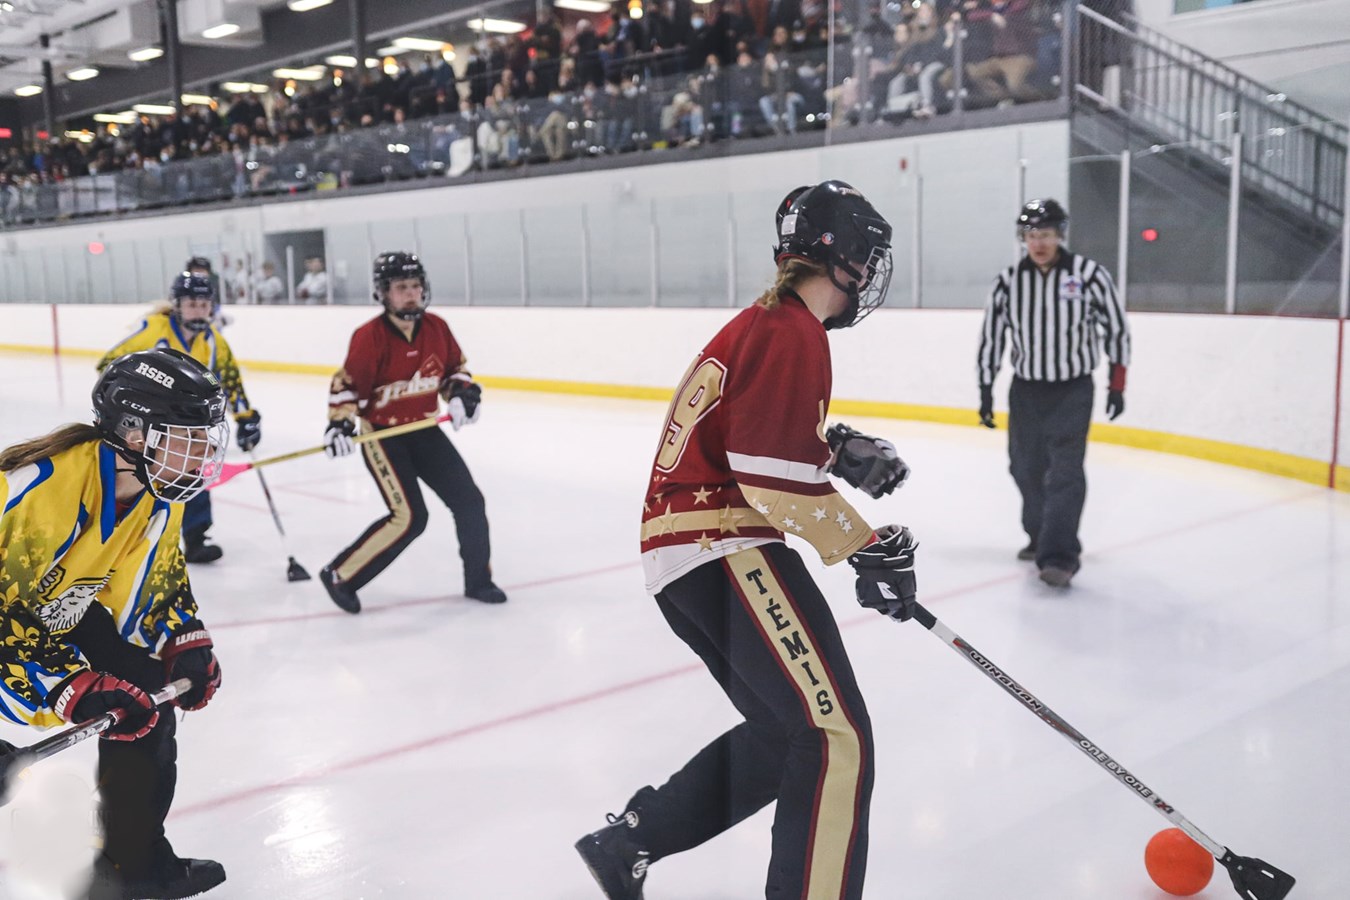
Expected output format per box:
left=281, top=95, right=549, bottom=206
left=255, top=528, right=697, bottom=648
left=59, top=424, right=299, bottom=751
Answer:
left=0, top=424, right=102, bottom=472
left=756, top=257, right=827, bottom=310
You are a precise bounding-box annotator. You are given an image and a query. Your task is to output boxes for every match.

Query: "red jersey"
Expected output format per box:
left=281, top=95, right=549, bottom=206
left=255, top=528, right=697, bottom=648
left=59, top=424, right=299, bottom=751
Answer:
left=329, top=312, right=468, bottom=428
left=641, top=295, right=872, bottom=593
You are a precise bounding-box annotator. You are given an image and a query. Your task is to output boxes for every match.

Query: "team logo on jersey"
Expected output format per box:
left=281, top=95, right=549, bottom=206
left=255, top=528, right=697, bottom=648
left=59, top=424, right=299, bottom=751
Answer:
left=1060, top=275, right=1084, bottom=302
left=37, top=575, right=111, bottom=632
left=373, top=355, right=444, bottom=409
left=820, top=232, right=835, bottom=246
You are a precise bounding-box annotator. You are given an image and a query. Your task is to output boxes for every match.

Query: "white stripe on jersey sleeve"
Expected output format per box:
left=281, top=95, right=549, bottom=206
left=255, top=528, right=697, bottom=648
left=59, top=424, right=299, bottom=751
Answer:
left=726, top=451, right=831, bottom=485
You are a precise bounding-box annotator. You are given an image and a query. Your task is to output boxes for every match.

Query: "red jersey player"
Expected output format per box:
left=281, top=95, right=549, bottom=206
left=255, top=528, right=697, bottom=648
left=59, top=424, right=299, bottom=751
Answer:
left=576, top=181, right=920, bottom=899
left=318, top=252, right=506, bottom=613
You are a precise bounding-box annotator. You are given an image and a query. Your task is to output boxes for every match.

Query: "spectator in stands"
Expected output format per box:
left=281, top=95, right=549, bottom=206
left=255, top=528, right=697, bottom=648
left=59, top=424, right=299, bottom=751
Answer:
left=729, top=49, right=762, bottom=136
left=571, top=18, right=605, bottom=89
left=965, top=0, right=1043, bottom=107
left=661, top=76, right=706, bottom=147
left=532, top=8, right=565, bottom=90
left=295, top=256, right=329, bottom=303
left=759, top=50, right=806, bottom=135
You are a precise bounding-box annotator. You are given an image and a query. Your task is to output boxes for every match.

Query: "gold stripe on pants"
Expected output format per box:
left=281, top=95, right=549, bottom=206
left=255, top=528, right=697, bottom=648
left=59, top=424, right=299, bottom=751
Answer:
left=335, top=429, right=414, bottom=582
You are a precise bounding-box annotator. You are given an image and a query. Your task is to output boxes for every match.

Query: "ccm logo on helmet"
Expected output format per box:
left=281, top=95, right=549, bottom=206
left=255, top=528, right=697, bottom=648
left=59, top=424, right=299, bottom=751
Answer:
left=134, top=362, right=175, bottom=389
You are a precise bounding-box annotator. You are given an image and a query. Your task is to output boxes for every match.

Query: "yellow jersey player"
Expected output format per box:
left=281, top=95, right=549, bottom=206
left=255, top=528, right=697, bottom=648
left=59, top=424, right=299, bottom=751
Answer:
left=0, top=347, right=228, bottom=899
left=97, top=272, right=262, bottom=563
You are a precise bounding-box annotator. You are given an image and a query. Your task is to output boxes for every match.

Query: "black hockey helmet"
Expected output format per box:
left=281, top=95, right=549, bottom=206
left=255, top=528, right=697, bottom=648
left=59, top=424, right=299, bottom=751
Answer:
left=185, top=255, right=213, bottom=273
left=92, top=347, right=228, bottom=503
left=170, top=272, right=218, bottom=334
left=1016, top=198, right=1068, bottom=234
left=373, top=250, right=430, bottom=320
left=775, top=180, right=894, bottom=329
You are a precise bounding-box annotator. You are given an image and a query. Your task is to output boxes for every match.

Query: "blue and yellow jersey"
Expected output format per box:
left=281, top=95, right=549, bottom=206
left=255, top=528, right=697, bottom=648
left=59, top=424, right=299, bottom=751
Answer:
left=0, top=440, right=198, bottom=728
left=96, top=308, right=252, bottom=416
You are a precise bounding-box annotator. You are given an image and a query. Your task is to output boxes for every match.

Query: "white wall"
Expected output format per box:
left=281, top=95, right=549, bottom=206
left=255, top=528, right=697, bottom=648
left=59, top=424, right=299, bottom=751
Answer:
left=5, top=302, right=1345, bottom=476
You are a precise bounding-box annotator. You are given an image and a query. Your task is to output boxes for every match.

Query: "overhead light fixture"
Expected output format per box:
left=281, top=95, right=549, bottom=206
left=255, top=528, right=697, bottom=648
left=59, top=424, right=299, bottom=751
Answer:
left=181, top=93, right=214, bottom=105
left=272, top=66, right=326, bottom=81
left=554, top=0, right=613, bottom=11
left=67, top=67, right=100, bottom=81
left=128, top=46, right=164, bottom=62
left=287, top=0, right=333, bottom=10
left=14, top=84, right=42, bottom=97
left=202, top=23, right=241, bottom=39
left=132, top=103, right=177, bottom=115
left=221, top=81, right=269, bottom=93
left=467, top=17, right=527, bottom=34
left=64, top=130, right=94, bottom=143
left=0, top=2, right=13, bottom=11
left=374, top=44, right=412, bottom=57
left=324, top=54, right=379, bottom=68
left=94, top=111, right=139, bottom=124
left=392, top=37, right=447, bottom=53
left=628, top=0, right=644, bottom=19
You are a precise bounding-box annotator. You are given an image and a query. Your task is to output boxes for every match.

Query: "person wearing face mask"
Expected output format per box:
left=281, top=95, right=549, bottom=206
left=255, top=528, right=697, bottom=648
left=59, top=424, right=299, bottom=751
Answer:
left=96, top=274, right=261, bottom=564
left=0, top=347, right=228, bottom=899
left=319, top=252, right=506, bottom=613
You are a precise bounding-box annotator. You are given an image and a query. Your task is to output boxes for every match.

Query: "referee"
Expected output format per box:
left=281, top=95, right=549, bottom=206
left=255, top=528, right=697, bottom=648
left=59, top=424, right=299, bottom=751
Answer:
left=976, top=199, right=1131, bottom=588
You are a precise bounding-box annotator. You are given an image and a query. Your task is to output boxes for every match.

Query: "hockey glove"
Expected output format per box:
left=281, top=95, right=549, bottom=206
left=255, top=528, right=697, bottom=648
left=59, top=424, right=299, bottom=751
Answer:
left=978, top=385, right=995, bottom=429
left=440, top=373, right=482, bottom=431
left=235, top=409, right=262, bottom=452
left=161, top=622, right=221, bottom=711
left=826, top=423, right=910, bottom=498
left=324, top=419, right=357, bottom=458
left=847, top=525, right=919, bottom=621
left=1106, top=390, right=1125, bottom=421
left=50, top=671, right=158, bottom=740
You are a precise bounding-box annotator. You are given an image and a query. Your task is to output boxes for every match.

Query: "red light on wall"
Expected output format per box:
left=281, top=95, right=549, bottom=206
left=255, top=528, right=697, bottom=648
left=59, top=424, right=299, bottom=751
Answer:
left=0, top=128, right=12, bottom=139
left=88, top=241, right=105, bottom=255
left=1141, top=228, right=1159, bottom=242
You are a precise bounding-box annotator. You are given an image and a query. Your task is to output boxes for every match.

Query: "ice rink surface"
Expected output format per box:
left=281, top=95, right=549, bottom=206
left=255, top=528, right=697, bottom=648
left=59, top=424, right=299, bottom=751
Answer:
left=0, top=349, right=1347, bottom=899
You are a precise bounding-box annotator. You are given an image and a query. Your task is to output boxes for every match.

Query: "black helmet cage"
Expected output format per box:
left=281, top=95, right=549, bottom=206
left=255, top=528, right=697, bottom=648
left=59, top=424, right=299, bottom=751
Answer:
left=170, top=272, right=218, bottom=334
left=775, top=181, right=895, bottom=330
left=373, top=252, right=431, bottom=320
left=93, top=349, right=229, bottom=503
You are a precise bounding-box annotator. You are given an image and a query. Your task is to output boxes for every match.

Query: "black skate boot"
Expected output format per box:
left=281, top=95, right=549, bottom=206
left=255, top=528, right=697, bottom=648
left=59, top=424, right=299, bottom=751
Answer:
left=575, top=810, right=650, bottom=900
left=86, top=851, right=227, bottom=899
left=465, top=581, right=508, bottom=604
left=320, top=565, right=361, bottom=614
left=183, top=529, right=223, bottom=564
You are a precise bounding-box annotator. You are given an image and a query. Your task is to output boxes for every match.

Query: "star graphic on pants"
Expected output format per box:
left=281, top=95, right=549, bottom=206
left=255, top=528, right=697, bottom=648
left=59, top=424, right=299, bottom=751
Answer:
left=653, top=504, right=678, bottom=536
left=696, top=532, right=714, bottom=551
left=811, top=507, right=828, bottom=522
left=692, top=486, right=712, bottom=505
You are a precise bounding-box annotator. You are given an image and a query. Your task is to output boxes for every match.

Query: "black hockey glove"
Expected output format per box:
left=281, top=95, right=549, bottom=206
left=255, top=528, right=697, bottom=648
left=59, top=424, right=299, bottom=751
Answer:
left=50, top=671, right=158, bottom=740
left=324, top=419, right=357, bottom=458
left=1106, top=390, right=1125, bottom=421
left=161, top=621, right=221, bottom=711
left=826, top=424, right=910, bottom=499
left=847, top=525, right=918, bottom=621
left=978, top=385, right=995, bottom=429
left=440, top=373, right=482, bottom=431
left=235, top=410, right=262, bottom=451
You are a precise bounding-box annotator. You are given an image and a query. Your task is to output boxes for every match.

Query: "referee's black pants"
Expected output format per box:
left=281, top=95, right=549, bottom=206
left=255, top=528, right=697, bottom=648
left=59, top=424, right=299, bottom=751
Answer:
left=625, top=543, right=874, bottom=899
left=1008, top=375, right=1093, bottom=572
left=66, top=603, right=178, bottom=879
left=330, top=424, right=493, bottom=594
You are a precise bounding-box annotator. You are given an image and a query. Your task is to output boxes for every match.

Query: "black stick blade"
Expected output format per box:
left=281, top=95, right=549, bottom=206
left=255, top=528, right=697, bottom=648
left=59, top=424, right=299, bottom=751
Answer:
left=1220, top=851, right=1295, bottom=900
left=0, top=741, right=29, bottom=806
left=287, top=557, right=312, bottom=582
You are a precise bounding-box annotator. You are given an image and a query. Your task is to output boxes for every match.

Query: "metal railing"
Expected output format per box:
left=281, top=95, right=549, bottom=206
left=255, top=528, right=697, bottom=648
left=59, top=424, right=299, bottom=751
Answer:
left=1072, top=3, right=1346, bottom=229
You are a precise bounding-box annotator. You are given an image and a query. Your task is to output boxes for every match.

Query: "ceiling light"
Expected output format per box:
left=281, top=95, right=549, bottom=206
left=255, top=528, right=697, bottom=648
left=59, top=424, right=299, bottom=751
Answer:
left=94, top=112, right=139, bottom=124
left=392, top=37, right=447, bottom=53
left=181, top=93, right=214, bottom=105
left=554, top=0, right=613, bottom=10
left=202, top=23, right=241, bottom=39
left=67, top=67, right=100, bottom=81
left=14, top=84, right=42, bottom=97
left=64, top=130, right=94, bottom=143
left=272, top=66, right=326, bottom=81
left=325, top=54, right=380, bottom=68
left=467, top=17, right=527, bottom=34
left=287, top=0, right=334, bottom=10
left=128, top=46, right=164, bottom=62
left=132, top=103, right=177, bottom=115
left=374, top=45, right=412, bottom=57
left=222, top=81, right=269, bottom=93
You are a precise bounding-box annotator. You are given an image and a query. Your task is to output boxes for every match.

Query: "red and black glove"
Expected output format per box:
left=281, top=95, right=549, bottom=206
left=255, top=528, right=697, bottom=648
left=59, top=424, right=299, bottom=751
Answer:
left=161, top=622, right=221, bottom=711
left=50, top=671, right=158, bottom=741
left=439, top=372, right=482, bottom=430
left=1106, top=363, right=1127, bottom=421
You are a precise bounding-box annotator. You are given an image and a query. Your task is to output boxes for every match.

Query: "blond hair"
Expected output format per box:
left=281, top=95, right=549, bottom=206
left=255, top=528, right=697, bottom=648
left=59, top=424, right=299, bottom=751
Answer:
left=755, top=258, right=827, bottom=310
left=0, top=424, right=102, bottom=472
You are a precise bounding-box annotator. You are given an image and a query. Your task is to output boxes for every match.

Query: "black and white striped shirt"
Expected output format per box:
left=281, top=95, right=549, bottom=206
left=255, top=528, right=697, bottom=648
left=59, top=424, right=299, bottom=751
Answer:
left=977, top=251, right=1131, bottom=385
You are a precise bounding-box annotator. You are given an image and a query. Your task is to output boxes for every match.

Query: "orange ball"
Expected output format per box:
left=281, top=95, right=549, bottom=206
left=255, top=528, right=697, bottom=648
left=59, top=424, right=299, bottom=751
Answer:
left=1145, top=828, right=1215, bottom=896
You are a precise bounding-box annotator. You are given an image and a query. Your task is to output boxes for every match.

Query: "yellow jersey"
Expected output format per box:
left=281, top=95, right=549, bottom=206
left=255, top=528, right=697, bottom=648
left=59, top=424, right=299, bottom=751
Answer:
left=97, top=310, right=252, bottom=416
left=0, top=440, right=199, bottom=729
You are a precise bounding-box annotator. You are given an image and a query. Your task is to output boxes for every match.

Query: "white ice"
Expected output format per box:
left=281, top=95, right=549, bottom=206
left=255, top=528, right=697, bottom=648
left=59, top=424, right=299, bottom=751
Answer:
left=0, top=349, right=1346, bottom=899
